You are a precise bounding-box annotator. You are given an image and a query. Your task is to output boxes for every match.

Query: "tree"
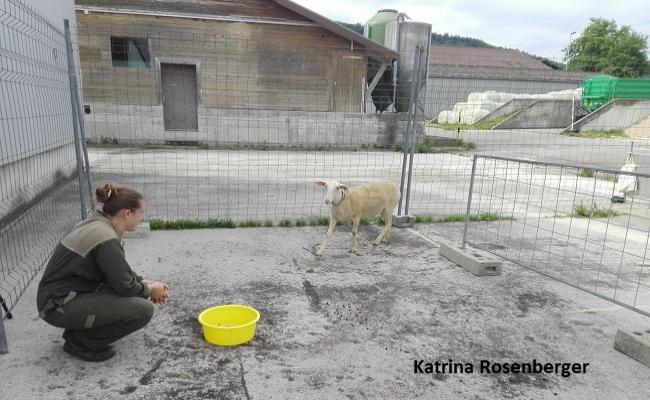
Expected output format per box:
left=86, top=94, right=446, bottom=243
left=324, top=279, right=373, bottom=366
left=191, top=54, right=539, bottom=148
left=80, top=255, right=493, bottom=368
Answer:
left=564, top=18, right=649, bottom=77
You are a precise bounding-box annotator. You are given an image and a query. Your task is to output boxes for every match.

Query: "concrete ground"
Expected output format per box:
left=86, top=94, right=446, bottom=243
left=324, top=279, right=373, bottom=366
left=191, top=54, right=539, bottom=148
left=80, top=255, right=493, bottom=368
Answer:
left=86, top=145, right=650, bottom=223
left=2, top=224, right=650, bottom=399
left=426, top=128, right=649, bottom=170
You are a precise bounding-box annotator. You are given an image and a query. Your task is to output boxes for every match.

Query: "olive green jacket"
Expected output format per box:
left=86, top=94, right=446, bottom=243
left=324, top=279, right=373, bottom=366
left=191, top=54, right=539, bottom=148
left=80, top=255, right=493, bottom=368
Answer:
left=37, top=211, right=149, bottom=316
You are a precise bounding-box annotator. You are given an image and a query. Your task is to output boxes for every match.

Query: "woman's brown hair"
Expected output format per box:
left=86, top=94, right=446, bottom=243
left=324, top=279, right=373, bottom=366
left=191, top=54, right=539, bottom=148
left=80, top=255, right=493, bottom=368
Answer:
left=95, top=183, right=144, bottom=216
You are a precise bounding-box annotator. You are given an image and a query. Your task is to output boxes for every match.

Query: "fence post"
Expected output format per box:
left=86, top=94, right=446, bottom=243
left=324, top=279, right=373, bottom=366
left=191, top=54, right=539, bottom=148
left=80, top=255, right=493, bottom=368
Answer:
left=64, top=19, right=87, bottom=219
left=67, top=22, right=94, bottom=209
left=404, top=46, right=423, bottom=215
left=398, top=48, right=422, bottom=215
left=571, top=97, right=575, bottom=131
left=0, top=293, right=10, bottom=353
left=462, top=155, right=479, bottom=249
left=0, top=314, right=7, bottom=354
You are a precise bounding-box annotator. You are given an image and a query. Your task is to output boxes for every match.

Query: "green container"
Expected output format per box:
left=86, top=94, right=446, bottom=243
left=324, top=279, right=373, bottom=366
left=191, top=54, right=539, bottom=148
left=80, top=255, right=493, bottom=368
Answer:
left=364, top=9, right=398, bottom=45
left=582, top=75, right=650, bottom=112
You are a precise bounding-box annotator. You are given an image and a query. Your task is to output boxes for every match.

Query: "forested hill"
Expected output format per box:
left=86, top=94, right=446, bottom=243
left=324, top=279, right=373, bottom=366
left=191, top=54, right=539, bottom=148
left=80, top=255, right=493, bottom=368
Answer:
left=336, top=22, right=564, bottom=69
left=337, top=22, right=493, bottom=48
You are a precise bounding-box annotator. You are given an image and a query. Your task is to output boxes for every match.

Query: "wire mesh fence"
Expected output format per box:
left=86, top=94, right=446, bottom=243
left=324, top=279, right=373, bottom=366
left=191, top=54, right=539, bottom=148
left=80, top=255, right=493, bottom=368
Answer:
left=419, top=47, right=650, bottom=216
left=71, top=16, right=650, bottom=225
left=463, top=155, right=650, bottom=316
left=73, top=17, right=428, bottom=222
left=0, top=1, right=88, bottom=314
left=2, top=2, right=650, bottom=321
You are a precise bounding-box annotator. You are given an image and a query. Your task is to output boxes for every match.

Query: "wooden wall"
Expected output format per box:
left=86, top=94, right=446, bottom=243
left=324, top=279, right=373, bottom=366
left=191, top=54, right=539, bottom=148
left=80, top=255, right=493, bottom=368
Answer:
left=76, top=11, right=366, bottom=112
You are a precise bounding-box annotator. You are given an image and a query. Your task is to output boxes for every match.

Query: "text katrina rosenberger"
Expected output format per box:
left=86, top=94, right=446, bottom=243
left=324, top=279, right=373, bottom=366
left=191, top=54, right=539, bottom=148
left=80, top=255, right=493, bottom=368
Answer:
left=414, top=359, right=589, bottom=377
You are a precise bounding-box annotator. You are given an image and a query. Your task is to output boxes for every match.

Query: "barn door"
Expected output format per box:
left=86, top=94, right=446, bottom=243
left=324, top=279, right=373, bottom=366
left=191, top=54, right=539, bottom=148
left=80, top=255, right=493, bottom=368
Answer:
left=161, top=63, right=198, bottom=131
left=330, top=54, right=364, bottom=112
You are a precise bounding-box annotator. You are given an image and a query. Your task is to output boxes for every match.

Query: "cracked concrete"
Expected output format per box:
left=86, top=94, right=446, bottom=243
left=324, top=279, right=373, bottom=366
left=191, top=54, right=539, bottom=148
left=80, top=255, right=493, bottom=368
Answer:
left=1, top=224, right=650, bottom=399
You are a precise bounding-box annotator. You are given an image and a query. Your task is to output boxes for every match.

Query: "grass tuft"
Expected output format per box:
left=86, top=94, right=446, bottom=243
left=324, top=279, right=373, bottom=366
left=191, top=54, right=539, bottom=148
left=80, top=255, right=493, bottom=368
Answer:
left=149, top=212, right=513, bottom=231
left=562, top=129, right=626, bottom=139
left=149, top=218, right=236, bottom=230
left=237, top=219, right=262, bottom=228
left=573, top=202, right=620, bottom=218
left=278, top=218, right=293, bottom=227
left=578, top=169, right=596, bottom=178
left=414, top=213, right=512, bottom=223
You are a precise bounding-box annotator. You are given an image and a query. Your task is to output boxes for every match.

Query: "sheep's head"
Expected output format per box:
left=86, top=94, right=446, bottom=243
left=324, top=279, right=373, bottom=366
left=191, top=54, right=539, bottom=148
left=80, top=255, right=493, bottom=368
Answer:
left=315, top=180, right=348, bottom=206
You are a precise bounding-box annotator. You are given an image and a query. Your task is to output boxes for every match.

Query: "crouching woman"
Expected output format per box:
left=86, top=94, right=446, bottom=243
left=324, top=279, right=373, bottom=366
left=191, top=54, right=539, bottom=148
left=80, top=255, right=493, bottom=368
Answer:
left=37, top=183, right=170, bottom=362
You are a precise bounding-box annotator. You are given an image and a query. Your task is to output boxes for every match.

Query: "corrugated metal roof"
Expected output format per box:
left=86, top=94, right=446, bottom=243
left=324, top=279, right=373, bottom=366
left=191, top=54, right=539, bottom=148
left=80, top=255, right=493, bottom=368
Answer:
left=430, top=46, right=551, bottom=70
left=428, top=46, right=594, bottom=82
left=429, top=65, right=593, bottom=82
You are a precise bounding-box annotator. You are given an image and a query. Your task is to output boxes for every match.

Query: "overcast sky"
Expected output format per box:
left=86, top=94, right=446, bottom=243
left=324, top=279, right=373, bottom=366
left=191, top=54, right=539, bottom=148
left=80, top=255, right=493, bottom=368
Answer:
left=292, top=0, right=650, bottom=60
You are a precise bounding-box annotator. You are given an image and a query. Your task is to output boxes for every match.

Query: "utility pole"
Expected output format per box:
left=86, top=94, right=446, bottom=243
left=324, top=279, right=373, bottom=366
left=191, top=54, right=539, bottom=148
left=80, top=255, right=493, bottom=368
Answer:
left=566, top=31, right=576, bottom=71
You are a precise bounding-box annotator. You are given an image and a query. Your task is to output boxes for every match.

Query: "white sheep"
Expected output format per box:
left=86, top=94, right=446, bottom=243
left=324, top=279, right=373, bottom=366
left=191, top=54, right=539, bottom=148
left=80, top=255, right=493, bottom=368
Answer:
left=315, top=180, right=400, bottom=256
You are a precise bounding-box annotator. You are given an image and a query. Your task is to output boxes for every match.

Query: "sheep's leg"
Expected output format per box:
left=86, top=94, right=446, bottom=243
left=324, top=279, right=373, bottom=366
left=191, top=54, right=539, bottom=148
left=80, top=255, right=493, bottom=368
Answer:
left=374, top=209, right=392, bottom=245
left=316, top=217, right=337, bottom=257
left=382, top=210, right=393, bottom=243
left=350, top=217, right=360, bottom=253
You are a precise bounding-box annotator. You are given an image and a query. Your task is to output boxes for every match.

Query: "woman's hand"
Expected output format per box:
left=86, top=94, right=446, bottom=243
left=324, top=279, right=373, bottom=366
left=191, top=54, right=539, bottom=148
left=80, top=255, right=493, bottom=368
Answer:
left=147, top=281, right=170, bottom=304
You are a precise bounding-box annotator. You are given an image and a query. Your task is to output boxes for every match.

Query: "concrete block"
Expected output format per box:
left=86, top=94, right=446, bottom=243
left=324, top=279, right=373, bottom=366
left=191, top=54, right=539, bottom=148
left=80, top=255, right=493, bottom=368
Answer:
left=614, top=328, right=650, bottom=368
left=439, top=240, right=502, bottom=276
left=393, top=214, right=414, bottom=228
left=123, top=222, right=151, bottom=239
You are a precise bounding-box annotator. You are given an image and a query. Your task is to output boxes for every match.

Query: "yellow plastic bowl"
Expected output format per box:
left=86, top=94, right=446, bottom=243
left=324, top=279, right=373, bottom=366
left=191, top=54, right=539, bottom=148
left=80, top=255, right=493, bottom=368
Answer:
left=198, top=305, right=260, bottom=346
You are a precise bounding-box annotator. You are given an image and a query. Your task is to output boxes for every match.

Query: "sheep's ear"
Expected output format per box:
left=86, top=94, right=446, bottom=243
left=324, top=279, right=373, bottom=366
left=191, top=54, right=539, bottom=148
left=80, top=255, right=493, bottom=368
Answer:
left=338, top=184, right=348, bottom=192
left=315, top=180, right=326, bottom=187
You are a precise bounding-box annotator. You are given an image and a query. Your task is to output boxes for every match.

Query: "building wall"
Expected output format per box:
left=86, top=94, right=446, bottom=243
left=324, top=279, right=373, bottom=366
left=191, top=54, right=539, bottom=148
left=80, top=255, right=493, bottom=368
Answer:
left=424, top=77, right=582, bottom=119
left=77, top=12, right=365, bottom=112
left=76, top=11, right=374, bottom=145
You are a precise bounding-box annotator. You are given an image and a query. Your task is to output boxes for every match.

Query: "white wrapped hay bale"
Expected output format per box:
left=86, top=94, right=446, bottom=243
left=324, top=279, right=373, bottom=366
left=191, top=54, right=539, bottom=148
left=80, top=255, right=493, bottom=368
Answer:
left=437, top=110, right=450, bottom=124
left=446, top=111, right=461, bottom=124
left=498, top=92, right=515, bottom=103
left=548, top=90, right=564, bottom=99
left=460, top=109, right=489, bottom=125
left=453, top=102, right=474, bottom=113
left=475, top=99, right=502, bottom=112
left=477, top=91, right=497, bottom=102
left=563, top=89, right=581, bottom=99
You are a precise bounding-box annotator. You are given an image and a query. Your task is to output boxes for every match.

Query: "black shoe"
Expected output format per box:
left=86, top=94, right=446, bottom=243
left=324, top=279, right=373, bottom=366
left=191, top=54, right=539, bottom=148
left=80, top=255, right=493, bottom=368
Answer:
left=63, top=330, right=113, bottom=352
left=63, top=340, right=115, bottom=362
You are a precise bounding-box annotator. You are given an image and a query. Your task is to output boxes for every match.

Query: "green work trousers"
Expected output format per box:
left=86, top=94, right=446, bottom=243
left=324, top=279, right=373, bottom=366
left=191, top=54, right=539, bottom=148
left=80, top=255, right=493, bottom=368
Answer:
left=42, top=291, right=154, bottom=351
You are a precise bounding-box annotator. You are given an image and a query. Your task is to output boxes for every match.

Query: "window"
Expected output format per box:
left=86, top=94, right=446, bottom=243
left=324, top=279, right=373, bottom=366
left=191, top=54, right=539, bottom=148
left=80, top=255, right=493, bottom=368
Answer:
left=110, top=37, right=151, bottom=68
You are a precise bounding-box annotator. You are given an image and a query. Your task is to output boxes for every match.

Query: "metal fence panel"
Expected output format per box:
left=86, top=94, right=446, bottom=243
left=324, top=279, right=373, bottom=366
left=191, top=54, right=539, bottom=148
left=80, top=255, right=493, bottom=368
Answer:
left=73, top=21, right=425, bottom=222
left=3, top=2, right=649, bottom=324
left=463, top=155, right=650, bottom=317
left=0, top=0, right=85, bottom=315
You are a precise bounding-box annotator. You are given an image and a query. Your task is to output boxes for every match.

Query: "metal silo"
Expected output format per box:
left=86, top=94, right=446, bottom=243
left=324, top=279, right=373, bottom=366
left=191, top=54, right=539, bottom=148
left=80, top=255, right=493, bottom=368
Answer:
left=385, top=19, right=431, bottom=112
left=364, top=9, right=399, bottom=45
